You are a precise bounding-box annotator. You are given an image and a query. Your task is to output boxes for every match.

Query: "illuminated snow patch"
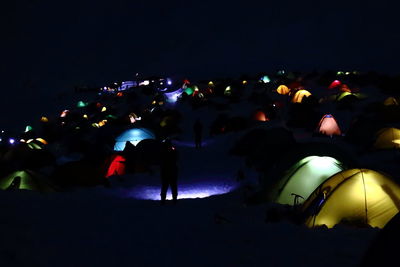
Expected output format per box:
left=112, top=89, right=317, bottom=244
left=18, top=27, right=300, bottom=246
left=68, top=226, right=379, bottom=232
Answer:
left=171, top=139, right=215, bottom=148
left=126, top=182, right=238, bottom=200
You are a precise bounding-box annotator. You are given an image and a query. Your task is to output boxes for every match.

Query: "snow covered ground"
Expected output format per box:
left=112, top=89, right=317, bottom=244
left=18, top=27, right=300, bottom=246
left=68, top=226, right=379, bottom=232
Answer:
left=0, top=123, right=379, bottom=267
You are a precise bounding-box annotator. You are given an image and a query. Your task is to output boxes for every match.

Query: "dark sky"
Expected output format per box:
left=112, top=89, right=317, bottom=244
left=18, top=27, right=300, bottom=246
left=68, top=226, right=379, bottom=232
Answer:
left=1, top=0, right=399, bottom=131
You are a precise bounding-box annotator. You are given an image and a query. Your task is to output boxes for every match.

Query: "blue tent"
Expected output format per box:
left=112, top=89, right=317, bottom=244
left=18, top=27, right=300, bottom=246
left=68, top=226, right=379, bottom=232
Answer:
left=114, top=128, right=156, bottom=151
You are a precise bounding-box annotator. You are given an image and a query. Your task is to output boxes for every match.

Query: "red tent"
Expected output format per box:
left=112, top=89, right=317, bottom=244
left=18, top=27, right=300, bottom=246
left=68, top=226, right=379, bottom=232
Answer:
left=105, top=154, right=126, bottom=178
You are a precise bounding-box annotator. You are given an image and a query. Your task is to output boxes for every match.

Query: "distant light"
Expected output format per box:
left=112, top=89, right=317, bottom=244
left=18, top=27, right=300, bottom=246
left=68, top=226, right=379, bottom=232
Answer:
left=25, top=125, right=33, bottom=132
left=0, top=138, right=2, bottom=142
left=20, top=139, right=26, bottom=143
left=345, top=72, right=351, bottom=75
left=83, top=114, right=88, bottom=119
left=60, top=110, right=69, bottom=118
left=208, top=81, right=214, bottom=86
left=35, top=138, right=48, bottom=145
left=242, top=80, right=247, bottom=85
left=9, top=138, right=15, bottom=145
left=139, top=80, right=150, bottom=86
left=40, top=116, right=49, bottom=122
left=167, top=79, right=172, bottom=85
left=261, top=75, right=271, bottom=83
left=101, top=107, right=107, bottom=112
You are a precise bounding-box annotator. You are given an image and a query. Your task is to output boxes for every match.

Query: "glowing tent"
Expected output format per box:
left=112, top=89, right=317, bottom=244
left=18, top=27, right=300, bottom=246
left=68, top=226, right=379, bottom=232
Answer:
left=276, top=85, right=290, bottom=95
left=271, top=156, right=344, bottom=205
left=291, top=90, right=311, bottom=103
left=252, top=110, right=269, bottom=122
left=317, top=114, right=342, bottom=136
left=373, top=128, right=400, bottom=149
left=0, top=170, right=55, bottom=192
left=302, top=169, right=400, bottom=228
left=328, top=80, right=341, bottom=89
left=114, top=128, right=156, bottom=151
left=105, top=154, right=126, bottom=178
left=383, top=97, right=399, bottom=106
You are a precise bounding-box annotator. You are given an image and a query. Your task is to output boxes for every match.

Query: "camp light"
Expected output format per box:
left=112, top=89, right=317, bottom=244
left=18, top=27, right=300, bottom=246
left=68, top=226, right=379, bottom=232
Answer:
left=261, top=75, right=271, bottom=83
left=40, top=116, right=49, bottom=122
left=35, top=138, right=48, bottom=145
left=60, top=110, right=69, bottom=118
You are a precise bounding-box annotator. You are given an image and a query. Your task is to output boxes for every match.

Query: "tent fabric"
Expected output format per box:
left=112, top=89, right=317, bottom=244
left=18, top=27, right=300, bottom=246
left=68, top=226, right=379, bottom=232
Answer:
left=0, top=170, right=55, bottom=192
left=317, top=114, right=342, bottom=136
left=302, top=169, right=400, bottom=228
left=328, top=80, right=341, bottom=89
left=253, top=111, right=269, bottom=122
left=373, top=128, right=400, bottom=149
left=291, top=90, right=311, bottom=103
left=272, top=156, right=344, bottom=205
left=114, top=128, right=156, bottom=151
left=105, top=154, right=126, bottom=178
left=383, top=97, right=399, bottom=106
left=276, top=85, right=290, bottom=95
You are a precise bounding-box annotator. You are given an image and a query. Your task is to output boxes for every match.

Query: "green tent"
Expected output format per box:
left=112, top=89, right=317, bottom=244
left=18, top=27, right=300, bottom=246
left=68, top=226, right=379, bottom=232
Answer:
left=184, top=87, right=194, bottom=95
left=0, top=170, right=55, bottom=192
left=271, top=156, right=344, bottom=205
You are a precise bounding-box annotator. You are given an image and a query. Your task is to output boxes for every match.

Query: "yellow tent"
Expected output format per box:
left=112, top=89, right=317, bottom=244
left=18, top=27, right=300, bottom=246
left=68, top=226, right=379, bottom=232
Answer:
left=302, top=169, right=400, bottom=228
left=383, top=97, right=399, bottom=106
left=374, top=128, right=400, bottom=149
left=276, top=85, right=290, bottom=95
left=317, top=114, right=341, bottom=136
left=291, top=90, right=311, bottom=103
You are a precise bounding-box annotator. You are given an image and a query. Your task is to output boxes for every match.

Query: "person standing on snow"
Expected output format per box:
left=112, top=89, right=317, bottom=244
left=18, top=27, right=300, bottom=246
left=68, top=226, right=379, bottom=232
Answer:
left=193, top=118, right=203, bottom=148
left=160, top=139, right=179, bottom=204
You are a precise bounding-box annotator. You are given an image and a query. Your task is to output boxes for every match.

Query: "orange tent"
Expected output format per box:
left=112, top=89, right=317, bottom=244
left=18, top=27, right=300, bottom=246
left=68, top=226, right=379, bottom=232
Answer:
left=291, top=90, right=311, bottom=103
left=317, top=114, right=341, bottom=136
left=276, top=85, right=290, bottom=95
left=253, top=110, right=269, bottom=122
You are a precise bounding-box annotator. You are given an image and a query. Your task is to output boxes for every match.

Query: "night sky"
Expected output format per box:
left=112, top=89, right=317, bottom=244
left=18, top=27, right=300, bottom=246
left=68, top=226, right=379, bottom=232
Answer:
left=1, top=0, right=399, bottom=130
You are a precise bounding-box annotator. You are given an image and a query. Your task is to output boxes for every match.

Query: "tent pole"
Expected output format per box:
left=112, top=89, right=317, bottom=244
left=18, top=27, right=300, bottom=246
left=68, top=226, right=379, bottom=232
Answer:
left=360, top=169, right=368, bottom=225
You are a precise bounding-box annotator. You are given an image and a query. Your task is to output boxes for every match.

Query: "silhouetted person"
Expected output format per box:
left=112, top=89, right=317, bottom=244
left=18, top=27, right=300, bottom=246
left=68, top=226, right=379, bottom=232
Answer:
left=160, top=139, right=178, bottom=204
left=7, top=176, right=21, bottom=190
left=193, top=119, right=203, bottom=148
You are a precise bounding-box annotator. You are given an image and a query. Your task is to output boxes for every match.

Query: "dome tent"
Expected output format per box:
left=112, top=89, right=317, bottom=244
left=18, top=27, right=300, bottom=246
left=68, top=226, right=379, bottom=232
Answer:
left=302, top=169, right=400, bottom=229
left=316, top=114, right=342, bottom=136
left=383, top=96, right=398, bottom=106
left=270, top=156, right=344, bottom=205
left=276, top=85, right=290, bottom=95
left=291, top=89, right=311, bottom=103
left=373, top=127, right=400, bottom=149
left=0, top=170, right=55, bottom=192
left=114, top=128, right=156, bottom=151
left=104, top=154, right=126, bottom=178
